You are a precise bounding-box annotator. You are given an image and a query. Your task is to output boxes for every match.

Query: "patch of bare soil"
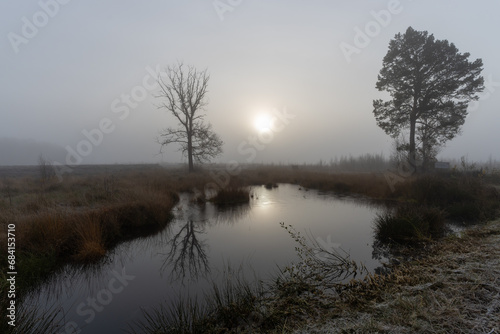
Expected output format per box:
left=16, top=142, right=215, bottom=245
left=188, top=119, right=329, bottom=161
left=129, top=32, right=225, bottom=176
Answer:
left=294, top=219, right=500, bottom=334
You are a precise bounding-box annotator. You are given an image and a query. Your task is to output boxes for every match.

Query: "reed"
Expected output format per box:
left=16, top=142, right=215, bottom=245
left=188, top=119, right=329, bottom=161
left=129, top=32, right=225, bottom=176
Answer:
left=374, top=205, right=446, bottom=244
left=131, top=265, right=264, bottom=334
left=395, top=174, right=500, bottom=223
left=73, top=215, right=106, bottom=262
left=209, top=186, right=250, bottom=205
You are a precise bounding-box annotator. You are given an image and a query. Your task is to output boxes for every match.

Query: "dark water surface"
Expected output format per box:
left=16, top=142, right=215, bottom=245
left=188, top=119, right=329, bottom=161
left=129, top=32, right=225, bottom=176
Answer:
left=25, top=184, right=386, bottom=333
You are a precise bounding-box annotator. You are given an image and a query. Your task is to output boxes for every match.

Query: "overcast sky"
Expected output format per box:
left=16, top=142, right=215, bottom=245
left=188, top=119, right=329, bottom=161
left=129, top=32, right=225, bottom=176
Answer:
left=1, top=0, right=499, bottom=166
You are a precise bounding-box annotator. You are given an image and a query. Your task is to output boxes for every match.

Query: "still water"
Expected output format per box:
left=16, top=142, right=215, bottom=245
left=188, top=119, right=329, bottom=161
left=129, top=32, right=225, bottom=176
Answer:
left=25, top=184, right=386, bottom=333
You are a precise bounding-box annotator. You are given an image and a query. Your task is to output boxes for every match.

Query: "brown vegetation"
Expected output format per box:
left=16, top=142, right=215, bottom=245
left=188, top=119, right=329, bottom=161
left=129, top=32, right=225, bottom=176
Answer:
left=0, top=166, right=182, bottom=298
left=210, top=186, right=250, bottom=205
left=293, top=219, right=500, bottom=333
left=1, top=164, right=498, bottom=266
left=217, top=166, right=392, bottom=199
left=1, top=163, right=499, bottom=334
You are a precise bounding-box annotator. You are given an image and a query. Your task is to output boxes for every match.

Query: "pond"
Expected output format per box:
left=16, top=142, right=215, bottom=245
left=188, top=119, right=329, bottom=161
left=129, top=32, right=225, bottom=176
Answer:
left=24, top=184, right=386, bottom=333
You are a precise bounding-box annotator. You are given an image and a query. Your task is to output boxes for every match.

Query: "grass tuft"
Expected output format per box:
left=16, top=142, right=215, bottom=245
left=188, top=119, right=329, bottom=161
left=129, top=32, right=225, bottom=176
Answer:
left=210, top=187, right=250, bottom=205
left=374, top=204, right=446, bottom=244
left=131, top=265, right=264, bottom=334
left=73, top=216, right=107, bottom=262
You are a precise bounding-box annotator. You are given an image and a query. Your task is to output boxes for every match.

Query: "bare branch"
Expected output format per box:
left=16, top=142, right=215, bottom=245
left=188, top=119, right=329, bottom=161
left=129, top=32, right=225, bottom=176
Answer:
left=155, top=62, right=223, bottom=171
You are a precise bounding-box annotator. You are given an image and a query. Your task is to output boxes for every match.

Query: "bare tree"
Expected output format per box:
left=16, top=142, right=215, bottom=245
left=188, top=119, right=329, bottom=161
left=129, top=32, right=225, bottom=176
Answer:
left=156, top=63, right=223, bottom=172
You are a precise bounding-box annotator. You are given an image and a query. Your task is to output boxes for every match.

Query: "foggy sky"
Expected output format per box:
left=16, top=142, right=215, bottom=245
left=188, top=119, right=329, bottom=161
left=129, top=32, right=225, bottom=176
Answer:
left=1, top=0, right=499, bottom=166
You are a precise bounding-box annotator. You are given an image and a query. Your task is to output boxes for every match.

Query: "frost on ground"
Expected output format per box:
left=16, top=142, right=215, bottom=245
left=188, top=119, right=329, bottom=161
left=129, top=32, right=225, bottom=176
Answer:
left=294, top=219, right=500, bottom=334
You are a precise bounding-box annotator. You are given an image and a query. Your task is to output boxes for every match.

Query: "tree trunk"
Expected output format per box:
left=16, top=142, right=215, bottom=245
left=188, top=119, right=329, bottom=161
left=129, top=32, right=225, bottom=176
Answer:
left=409, top=99, right=417, bottom=174
left=187, top=120, right=194, bottom=172
left=187, top=135, right=194, bottom=172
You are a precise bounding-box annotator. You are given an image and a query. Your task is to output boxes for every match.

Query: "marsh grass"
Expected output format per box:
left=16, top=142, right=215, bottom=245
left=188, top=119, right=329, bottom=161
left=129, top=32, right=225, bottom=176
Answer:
left=1, top=267, right=64, bottom=334
left=131, top=265, right=265, bottom=334
left=296, top=219, right=500, bottom=333
left=73, top=216, right=106, bottom=262
left=0, top=298, right=63, bottom=334
left=264, top=182, right=278, bottom=189
left=236, top=167, right=391, bottom=198
left=0, top=168, right=181, bottom=322
left=396, top=174, right=499, bottom=223
left=2, top=167, right=495, bottom=280
left=374, top=205, right=446, bottom=244
left=2, top=164, right=499, bottom=333
left=210, top=186, right=250, bottom=205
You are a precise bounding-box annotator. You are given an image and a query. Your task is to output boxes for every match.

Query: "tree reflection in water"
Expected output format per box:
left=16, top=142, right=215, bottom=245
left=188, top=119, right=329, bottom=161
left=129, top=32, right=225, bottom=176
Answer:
left=161, top=219, right=210, bottom=282
left=161, top=197, right=253, bottom=283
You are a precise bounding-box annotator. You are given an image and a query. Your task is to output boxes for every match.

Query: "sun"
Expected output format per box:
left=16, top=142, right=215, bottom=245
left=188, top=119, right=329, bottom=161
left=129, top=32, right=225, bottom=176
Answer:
left=254, top=114, right=273, bottom=133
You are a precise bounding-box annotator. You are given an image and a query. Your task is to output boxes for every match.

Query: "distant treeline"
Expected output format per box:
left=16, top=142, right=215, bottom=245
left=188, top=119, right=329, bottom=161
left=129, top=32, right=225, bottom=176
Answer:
left=293, top=154, right=500, bottom=174
left=296, top=153, right=391, bottom=172
left=244, top=154, right=390, bottom=172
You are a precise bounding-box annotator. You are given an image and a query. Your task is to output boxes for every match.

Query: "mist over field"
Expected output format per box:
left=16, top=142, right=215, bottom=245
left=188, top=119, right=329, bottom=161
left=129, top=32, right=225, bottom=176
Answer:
left=1, top=1, right=499, bottom=166
left=3, top=3, right=500, bottom=332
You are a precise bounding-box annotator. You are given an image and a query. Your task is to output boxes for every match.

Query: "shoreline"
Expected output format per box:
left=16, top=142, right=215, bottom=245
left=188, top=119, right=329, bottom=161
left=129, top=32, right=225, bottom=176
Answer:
left=291, top=219, right=500, bottom=333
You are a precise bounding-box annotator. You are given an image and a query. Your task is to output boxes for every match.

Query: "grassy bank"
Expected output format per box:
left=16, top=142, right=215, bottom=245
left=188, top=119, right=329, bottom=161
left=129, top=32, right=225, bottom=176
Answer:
left=0, top=168, right=180, bottom=314
left=0, top=167, right=182, bottom=333
left=295, top=218, right=500, bottom=333
left=375, top=173, right=500, bottom=244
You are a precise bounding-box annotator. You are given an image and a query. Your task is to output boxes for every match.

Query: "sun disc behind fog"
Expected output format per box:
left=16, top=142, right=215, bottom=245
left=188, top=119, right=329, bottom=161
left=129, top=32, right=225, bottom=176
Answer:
left=254, top=114, right=273, bottom=133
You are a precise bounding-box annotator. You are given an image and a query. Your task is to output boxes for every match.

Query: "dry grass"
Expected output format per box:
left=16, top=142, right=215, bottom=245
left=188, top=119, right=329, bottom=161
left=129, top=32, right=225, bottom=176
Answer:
left=234, top=166, right=391, bottom=199
left=73, top=216, right=106, bottom=262
left=0, top=167, right=180, bottom=275
left=1, top=165, right=497, bottom=266
left=210, top=186, right=250, bottom=205
left=374, top=205, right=446, bottom=243
left=1, top=164, right=499, bottom=333
left=293, top=219, right=500, bottom=333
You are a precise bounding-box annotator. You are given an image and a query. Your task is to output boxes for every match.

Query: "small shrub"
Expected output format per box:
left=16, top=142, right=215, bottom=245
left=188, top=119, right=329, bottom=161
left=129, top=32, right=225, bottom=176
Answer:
left=264, top=182, right=278, bottom=189
left=374, top=205, right=445, bottom=244
left=332, top=182, right=350, bottom=193
left=447, top=202, right=482, bottom=222
left=210, top=187, right=250, bottom=205
left=397, top=175, right=500, bottom=224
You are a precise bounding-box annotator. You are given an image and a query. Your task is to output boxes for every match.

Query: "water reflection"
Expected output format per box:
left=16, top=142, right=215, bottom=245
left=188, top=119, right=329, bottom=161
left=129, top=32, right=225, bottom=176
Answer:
left=211, top=203, right=251, bottom=225
left=21, top=184, right=388, bottom=334
left=161, top=220, right=210, bottom=281
left=160, top=195, right=253, bottom=283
